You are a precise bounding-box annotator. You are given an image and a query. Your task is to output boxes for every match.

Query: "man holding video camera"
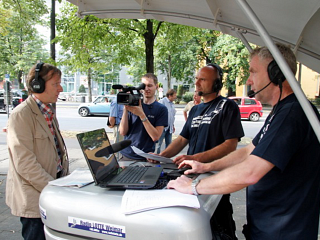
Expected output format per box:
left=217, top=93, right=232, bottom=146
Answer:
left=118, top=73, right=168, bottom=161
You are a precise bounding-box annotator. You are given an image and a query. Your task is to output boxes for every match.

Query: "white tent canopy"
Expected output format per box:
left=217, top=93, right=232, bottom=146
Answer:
left=68, top=0, right=320, bottom=73
left=67, top=0, right=320, bottom=141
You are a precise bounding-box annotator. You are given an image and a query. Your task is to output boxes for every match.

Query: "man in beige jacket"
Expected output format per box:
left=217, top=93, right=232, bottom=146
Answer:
left=6, top=63, right=69, bottom=240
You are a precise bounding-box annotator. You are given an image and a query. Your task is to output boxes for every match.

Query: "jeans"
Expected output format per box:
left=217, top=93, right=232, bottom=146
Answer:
left=156, top=129, right=172, bottom=154
left=20, top=217, right=45, bottom=240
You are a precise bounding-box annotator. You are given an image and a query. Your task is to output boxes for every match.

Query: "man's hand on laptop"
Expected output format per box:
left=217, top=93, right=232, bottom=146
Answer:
left=167, top=175, right=193, bottom=194
left=173, top=154, right=199, bottom=165
left=178, top=160, right=208, bottom=175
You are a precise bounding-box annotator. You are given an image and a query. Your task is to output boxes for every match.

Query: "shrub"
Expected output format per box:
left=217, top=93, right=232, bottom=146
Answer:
left=79, top=84, right=86, bottom=93
left=182, top=92, right=193, bottom=103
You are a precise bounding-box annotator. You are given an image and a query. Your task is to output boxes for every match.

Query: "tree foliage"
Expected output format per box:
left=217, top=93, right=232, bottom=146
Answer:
left=155, top=23, right=199, bottom=89
left=209, top=34, right=252, bottom=96
left=0, top=0, right=49, bottom=85
left=0, top=0, right=253, bottom=97
left=55, top=2, right=123, bottom=101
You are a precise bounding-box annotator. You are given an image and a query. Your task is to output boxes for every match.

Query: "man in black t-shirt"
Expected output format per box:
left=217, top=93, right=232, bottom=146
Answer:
left=153, top=64, right=244, bottom=239
left=167, top=43, right=320, bottom=240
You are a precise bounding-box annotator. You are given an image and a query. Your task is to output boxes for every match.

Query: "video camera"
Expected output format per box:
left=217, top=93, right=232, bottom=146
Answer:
left=112, top=83, right=146, bottom=106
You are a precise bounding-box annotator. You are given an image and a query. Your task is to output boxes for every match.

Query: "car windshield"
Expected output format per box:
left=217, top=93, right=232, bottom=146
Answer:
left=93, top=96, right=115, bottom=104
left=94, top=97, right=106, bottom=103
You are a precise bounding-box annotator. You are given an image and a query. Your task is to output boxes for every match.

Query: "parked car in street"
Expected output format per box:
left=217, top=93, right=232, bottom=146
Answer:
left=0, top=90, right=5, bottom=112
left=77, top=95, right=116, bottom=117
left=0, top=89, right=28, bottom=113
left=228, top=96, right=263, bottom=121
left=12, top=89, right=28, bottom=108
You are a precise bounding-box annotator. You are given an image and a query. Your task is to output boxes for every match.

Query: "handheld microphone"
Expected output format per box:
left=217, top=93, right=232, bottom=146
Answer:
left=95, top=140, right=132, bottom=158
left=247, top=82, right=272, bottom=98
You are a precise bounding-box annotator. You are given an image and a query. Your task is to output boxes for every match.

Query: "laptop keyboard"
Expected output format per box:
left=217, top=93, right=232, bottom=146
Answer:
left=115, top=167, right=148, bottom=183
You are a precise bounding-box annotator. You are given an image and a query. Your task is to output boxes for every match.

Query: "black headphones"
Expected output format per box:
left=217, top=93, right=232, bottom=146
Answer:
left=206, top=63, right=223, bottom=93
left=30, top=62, right=45, bottom=93
left=267, top=60, right=286, bottom=85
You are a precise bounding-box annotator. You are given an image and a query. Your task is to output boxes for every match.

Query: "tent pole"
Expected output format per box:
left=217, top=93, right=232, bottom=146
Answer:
left=236, top=31, right=253, bottom=53
left=235, top=0, right=320, bottom=143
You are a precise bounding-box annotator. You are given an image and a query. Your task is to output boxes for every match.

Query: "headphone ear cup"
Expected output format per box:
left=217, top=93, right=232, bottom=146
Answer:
left=31, top=77, right=45, bottom=93
left=30, top=62, right=45, bottom=93
left=212, top=78, right=222, bottom=93
left=267, top=60, right=285, bottom=85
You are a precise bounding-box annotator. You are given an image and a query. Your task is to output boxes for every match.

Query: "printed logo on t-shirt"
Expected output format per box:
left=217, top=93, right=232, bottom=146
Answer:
left=258, top=114, right=275, bottom=143
left=191, top=99, right=226, bottom=128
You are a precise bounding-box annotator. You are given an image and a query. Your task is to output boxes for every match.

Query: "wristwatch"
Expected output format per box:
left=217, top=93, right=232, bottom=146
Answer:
left=191, top=179, right=200, bottom=196
left=141, top=117, right=148, bottom=122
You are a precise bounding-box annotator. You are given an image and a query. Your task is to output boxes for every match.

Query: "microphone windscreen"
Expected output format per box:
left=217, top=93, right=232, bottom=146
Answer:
left=95, top=146, right=112, bottom=158
left=198, top=91, right=204, bottom=96
left=247, top=90, right=255, bottom=98
left=111, top=140, right=132, bottom=152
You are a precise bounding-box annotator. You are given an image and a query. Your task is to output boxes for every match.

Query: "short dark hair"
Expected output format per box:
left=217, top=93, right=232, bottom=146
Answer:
left=166, top=89, right=176, bottom=97
left=142, top=73, right=158, bottom=85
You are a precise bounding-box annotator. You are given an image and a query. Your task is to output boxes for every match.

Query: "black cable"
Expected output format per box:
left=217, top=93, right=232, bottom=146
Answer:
left=270, top=80, right=283, bottom=116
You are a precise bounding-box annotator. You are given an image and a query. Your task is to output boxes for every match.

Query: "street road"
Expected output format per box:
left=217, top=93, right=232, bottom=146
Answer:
left=0, top=102, right=269, bottom=140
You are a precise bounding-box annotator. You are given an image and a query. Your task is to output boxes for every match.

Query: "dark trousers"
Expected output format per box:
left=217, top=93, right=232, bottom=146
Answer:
left=20, top=217, right=45, bottom=240
left=210, top=194, right=238, bottom=240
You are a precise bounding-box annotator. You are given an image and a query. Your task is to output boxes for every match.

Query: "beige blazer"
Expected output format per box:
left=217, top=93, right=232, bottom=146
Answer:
left=6, top=96, right=69, bottom=218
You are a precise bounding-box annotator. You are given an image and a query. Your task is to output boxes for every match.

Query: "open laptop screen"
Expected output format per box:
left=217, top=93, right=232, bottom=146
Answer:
left=77, top=128, right=119, bottom=184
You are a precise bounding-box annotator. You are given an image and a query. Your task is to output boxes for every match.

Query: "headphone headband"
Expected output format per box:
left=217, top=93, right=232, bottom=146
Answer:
left=35, top=62, right=44, bottom=81
left=206, top=63, right=223, bottom=80
left=206, top=63, right=223, bottom=93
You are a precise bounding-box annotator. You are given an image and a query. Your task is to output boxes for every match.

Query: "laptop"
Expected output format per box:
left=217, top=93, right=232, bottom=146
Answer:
left=76, top=128, right=164, bottom=189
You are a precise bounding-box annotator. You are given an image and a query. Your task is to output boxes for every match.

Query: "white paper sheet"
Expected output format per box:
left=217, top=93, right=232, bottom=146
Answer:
left=48, top=168, right=94, bottom=188
left=121, top=189, right=200, bottom=214
left=131, top=146, right=173, bottom=163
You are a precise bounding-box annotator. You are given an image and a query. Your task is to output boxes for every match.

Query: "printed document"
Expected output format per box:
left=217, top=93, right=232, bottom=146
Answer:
left=131, top=146, right=173, bottom=163
left=121, top=189, right=200, bottom=214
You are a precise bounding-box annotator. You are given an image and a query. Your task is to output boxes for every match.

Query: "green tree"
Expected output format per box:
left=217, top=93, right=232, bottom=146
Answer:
left=156, top=26, right=220, bottom=89
left=0, top=6, right=10, bottom=36
left=55, top=2, right=166, bottom=92
left=55, top=3, right=121, bottom=101
left=209, top=34, right=252, bottom=96
left=0, top=0, right=49, bottom=85
left=105, top=18, right=163, bottom=75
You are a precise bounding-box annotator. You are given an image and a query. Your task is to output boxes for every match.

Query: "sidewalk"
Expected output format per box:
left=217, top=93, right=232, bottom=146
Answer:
left=0, top=131, right=247, bottom=240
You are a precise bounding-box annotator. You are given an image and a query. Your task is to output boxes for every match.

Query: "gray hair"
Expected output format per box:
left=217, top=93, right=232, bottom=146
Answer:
left=250, top=43, right=297, bottom=75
